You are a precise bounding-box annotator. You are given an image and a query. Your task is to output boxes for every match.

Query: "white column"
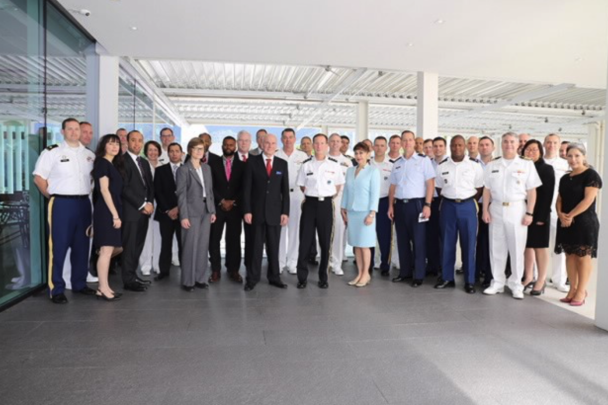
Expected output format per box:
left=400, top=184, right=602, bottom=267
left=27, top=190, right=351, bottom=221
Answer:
left=356, top=101, right=369, bottom=142
left=416, top=72, right=439, bottom=138
left=86, top=43, right=119, bottom=145
left=595, top=66, right=608, bottom=330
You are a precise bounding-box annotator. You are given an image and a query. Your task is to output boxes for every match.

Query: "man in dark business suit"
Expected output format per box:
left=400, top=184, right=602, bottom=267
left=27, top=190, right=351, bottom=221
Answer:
left=122, top=130, right=154, bottom=292
left=235, top=130, right=253, bottom=275
left=199, top=132, right=222, bottom=166
left=243, top=134, right=290, bottom=291
left=153, top=142, right=183, bottom=281
left=208, top=136, right=245, bottom=283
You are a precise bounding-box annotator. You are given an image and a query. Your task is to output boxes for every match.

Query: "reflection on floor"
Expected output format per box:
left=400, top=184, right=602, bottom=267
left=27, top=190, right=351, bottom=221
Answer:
left=1, top=262, right=608, bottom=405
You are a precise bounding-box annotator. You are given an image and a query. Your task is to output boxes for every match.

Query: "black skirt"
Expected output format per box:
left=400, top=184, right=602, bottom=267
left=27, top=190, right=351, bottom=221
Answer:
left=526, top=221, right=550, bottom=248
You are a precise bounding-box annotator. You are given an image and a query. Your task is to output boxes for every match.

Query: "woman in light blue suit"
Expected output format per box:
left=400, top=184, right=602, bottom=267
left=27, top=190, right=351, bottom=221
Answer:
left=341, top=142, right=380, bottom=287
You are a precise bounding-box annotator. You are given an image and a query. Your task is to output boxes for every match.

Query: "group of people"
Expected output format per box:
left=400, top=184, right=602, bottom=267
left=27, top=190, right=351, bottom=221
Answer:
left=34, top=119, right=601, bottom=307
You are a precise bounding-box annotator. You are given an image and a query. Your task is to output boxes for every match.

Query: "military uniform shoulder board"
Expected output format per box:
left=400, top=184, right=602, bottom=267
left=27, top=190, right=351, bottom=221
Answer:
left=303, top=156, right=313, bottom=163
left=417, top=153, right=425, bottom=157
left=493, top=156, right=502, bottom=160
left=344, top=154, right=353, bottom=159
left=392, top=156, right=403, bottom=162
left=46, top=144, right=59, bottom=151
left=328, top=157, right=338, bottom=163
left=470, top=157, right=478, bottom=162
left=439, top=157, right=449, bottom=165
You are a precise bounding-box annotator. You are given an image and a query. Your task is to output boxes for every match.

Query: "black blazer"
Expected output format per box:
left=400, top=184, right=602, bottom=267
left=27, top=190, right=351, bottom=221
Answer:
left=122, top=153, right=154, bottom=221
left=209, top=156, right=246, bottom=211
left=154, top=163, right=179, bottom=221
left=243, top=154, right=290, bottom=226
left=533, top=159, right=556, bottom=223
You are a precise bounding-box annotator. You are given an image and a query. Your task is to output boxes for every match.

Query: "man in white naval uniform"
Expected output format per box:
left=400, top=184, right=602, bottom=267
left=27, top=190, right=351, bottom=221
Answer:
left=543, top=133, right=570, bottom=292
left=482, top=132, right=542, bottom=300
left=328, top=133, right=352, bottom=276
left=275, top=128, right=309, bottom=274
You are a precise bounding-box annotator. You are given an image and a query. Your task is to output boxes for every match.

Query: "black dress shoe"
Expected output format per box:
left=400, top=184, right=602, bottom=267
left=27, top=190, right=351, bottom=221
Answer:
left=381, top=270, right=389, bottom=277
left=195, top=282, right=209, bottom=289
left=308, top=259, right=319, bottom=265
left=182, top=285, right=195, bottom=292
left=297, top=281, right=307, bottom=289
left=465, top=284, right=476, bottom=294
left=434, top=280, right=456, bottom=289
left=50, top=293, right=68, bottom=304
left=74, top=286, right=97, bottom=296
left=135, top=277, right=152, bottom=285
left=411, top=279, right=423, bottom=287
left=481, top=281, right=491, bottom=289
left=318, top=281, right=329, bottom=289
left=392, top=276, right=410, bottom=283
left=244, top=283, right=255, bottom=291
left=456, top=268, right=464, bottom=275
left=124, top=282, right=147, bottom=292
left=154, top=273, right=168, bottom=281
left=269, top=281, right=288, bottom=289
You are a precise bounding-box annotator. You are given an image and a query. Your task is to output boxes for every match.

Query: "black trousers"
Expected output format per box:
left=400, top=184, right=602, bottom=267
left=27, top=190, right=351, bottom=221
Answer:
left=243, top=221, right=253, bottom=271
left=247, top=223, right=281, bottom=285
left=121, top=214, right=149, bottom=284
left=476, top=209, right=492, bottom=282
left=297, top=197, right=333, bottom=284
left=210, top=208, right=242, bottom=274
left=158, top=217, right=182, bottom=276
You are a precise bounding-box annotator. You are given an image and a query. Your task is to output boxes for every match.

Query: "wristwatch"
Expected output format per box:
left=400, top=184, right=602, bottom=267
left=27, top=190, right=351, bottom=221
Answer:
left=525, top=212, right=533, bottom=217
left=424, top=202, right=431, bottom=208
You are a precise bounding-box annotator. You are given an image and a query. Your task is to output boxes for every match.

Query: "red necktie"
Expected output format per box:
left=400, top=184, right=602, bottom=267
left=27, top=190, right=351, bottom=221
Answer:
left=202, top=154, right=207, bottom=164
left=266, top=158, right=272, bottom=176
left=242, top=154, right=247, bottom=162
left=225, top=158, right=232, bottom=181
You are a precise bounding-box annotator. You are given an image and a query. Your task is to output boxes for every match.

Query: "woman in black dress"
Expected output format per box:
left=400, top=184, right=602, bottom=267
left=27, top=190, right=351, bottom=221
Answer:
left=521, top=140, right=555, bottom=295
left=92, top=134, right=125, bottom=301
left=555, top=143, right=602, bottom=306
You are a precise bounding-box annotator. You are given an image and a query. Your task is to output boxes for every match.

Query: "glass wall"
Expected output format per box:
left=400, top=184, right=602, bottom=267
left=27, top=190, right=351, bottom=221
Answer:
left=0, top=0, right=93, bottom=308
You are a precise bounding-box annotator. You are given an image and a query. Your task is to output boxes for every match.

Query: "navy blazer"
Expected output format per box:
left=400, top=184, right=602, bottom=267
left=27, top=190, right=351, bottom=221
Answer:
left=242, top=154, right=290, bottom=226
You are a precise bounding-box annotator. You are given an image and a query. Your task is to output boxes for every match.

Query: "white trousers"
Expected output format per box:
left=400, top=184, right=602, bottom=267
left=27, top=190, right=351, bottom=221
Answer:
left=140, top=214, right=161, bottom=272
left=330, top=193, right=347, bottom=270
left=489, top=201, right=527, bottom=293
left=391, top=223, right=400, bottom=268
left=279, top=190, right=304, bottom=270
left=548, top=214, right=567, bottom=287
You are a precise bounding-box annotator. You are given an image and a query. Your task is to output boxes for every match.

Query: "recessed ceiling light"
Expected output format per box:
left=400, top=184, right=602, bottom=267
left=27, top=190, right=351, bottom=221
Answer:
left=130, top=26, right=138, bottom=31
left=434, top=19, right=445, bottom=24
left=406, top=42, right=414, bottom=47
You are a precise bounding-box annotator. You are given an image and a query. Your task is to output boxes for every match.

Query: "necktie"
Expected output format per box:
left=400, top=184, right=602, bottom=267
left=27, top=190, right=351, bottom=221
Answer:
left=266, top=158, right=272, bottom=177
left=225, top=158, right=232, bottom=181
left=202, top=154, right=207, bottom=164
left=172, top=164, right=178, bottom=182
left=136, top=156, right=148, bottom=188
left=242, top=154, right=247, bottom=162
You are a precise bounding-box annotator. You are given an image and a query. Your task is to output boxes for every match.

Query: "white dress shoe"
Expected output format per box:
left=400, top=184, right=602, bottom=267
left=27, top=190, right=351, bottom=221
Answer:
left=512, top=290, right=524, bottom=300
left=556, top=284, right=569, bottom=293
left=333, top=268, right=344, bottom=276
left=483, top=285, right=504, bottom=295
left=141, top=268, right=151, bottom=276
left=172, top=259, right=180, bottom=266
left=288, top=267, right=297, bottom=275
left=86, top=274, right=98, bottom=283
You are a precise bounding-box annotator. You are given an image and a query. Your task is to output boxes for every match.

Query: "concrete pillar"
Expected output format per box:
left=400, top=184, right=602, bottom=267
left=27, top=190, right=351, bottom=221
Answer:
left=86, top=43, right=119, bottom=146
left=416, top=72, right=439, bottom=138
left=356, top=101, right=369, bottom=142
left=595, top=121, right=608, bottom=329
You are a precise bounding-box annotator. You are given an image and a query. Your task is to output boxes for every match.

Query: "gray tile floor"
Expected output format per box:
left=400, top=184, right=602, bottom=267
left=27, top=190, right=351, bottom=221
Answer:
left=2, top=263, right=608, bottom=405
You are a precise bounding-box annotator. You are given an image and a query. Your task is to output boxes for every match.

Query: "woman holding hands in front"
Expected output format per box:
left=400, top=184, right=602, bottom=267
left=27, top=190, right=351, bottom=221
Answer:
left=341, top=141, right=381, bottom=287
left=176, top=138, right=216, bottom=292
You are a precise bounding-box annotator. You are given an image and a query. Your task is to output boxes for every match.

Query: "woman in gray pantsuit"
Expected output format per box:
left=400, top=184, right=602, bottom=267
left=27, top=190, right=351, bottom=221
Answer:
left=176, top=137, right=216, bottom=291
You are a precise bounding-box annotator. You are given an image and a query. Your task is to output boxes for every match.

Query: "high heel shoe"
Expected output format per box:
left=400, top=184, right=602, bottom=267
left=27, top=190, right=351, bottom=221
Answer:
left=530, top=283, right=546, bottom=296
left=560, top=296, right=573, bottom=303
left=96, top=290, right=121, bottom=302
left=570, top=299, right=585, bottom=307
left=523, top=281, right=535, bottom=291
left=355, top=278, right=371, bottom=288
left=348, top=278, right=361, bottom=286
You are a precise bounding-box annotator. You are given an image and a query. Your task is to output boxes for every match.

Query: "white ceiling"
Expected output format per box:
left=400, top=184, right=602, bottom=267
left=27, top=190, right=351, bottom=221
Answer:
left=59, top=0, right=608, bottom=88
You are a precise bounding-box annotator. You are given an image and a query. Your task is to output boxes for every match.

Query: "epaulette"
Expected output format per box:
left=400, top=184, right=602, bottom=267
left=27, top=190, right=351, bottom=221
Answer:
left=439, top=157, right=449, bottom=165
left=46, top=144, right=59, bottom=151
left=469, top=157, right=478, bottom=162
left=303, top=156, right=313, bottom=163
left=417, top=153, right=425, bottom=157
left=344, top=154, right=353, bottom=159
left=328, top=157, right=338, bottom=163
left=493, top=156, right=502, bottom=160
left=391, top=156, right=403, bottom=162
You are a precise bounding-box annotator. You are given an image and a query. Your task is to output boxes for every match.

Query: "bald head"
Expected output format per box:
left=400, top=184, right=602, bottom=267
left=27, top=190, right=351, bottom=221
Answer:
left=262, top=133, right=278, bottom=156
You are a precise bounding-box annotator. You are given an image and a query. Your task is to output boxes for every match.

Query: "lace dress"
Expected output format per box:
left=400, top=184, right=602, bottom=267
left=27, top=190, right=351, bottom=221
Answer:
left=555, top=168, right=602, bottom=257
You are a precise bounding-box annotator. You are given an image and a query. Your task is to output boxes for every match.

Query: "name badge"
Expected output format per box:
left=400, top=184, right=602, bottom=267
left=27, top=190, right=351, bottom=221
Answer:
left=442, top=172, right=449, bottom=175
left=492, top=170, right=499, bottom=173
left=276, top=171, right=282, bottom=175
left=306, top=172, right=313, bottom=176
